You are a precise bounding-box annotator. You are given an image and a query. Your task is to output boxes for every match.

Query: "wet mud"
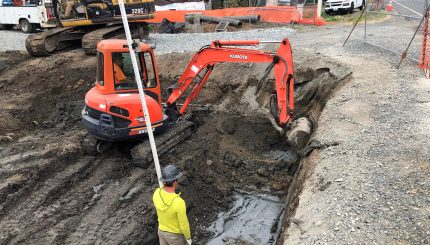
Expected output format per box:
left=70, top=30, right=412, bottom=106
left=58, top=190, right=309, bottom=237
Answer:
left=207, top=192, right=284, bottom=245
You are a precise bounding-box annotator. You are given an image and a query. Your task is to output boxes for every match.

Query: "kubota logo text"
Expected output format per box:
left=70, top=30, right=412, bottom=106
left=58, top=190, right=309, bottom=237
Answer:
left=230, top=54, right=248, bottom=60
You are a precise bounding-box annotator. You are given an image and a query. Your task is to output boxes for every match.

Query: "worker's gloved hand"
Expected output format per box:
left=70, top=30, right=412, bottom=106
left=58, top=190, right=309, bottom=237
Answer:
left=186, top=239, right=192, bottom=245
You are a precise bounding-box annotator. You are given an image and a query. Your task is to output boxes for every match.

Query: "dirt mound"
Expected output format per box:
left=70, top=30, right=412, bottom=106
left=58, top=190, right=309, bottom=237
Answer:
left=0, top=47, right=350, bottom=244
left=0, top=51, right=94, bottom=137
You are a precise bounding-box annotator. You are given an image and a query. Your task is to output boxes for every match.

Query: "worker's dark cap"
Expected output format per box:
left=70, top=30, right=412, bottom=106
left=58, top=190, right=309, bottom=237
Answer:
left=160, top=164, right=182, bottom=182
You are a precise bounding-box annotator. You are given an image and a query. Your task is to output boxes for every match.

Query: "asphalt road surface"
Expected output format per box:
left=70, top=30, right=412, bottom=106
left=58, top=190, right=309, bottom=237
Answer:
left=393, top=0, right=426, bottom=16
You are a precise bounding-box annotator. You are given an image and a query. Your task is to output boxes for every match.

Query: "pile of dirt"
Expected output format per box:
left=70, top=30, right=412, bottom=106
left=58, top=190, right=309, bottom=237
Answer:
left=0, top=51, right=94, bottom=137
left=0, top=47, right=350, bottom=244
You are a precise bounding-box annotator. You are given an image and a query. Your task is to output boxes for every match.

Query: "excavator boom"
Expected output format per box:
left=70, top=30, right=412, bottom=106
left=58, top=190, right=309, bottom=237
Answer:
left=166, top=38, right=295, bottom=127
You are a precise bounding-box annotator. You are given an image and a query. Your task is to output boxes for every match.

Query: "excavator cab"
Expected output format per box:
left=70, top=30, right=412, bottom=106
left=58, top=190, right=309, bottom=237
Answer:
left=82, top=39, right=168, bottom=142
left=54, top=0, right=155, bottom=25
left=110, top=51, right=157, bottom=90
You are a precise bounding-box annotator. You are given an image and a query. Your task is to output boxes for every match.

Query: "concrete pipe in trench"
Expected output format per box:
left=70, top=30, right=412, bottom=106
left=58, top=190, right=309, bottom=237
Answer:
left=287, top=117, right=313, bottom=149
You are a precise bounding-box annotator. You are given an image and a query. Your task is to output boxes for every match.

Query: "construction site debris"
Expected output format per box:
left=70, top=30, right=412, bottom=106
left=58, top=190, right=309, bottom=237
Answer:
left=225, top=15, right=261, bottom=23
left=184, top=15, right=261, bottom=27
left=287, top=117, right=313, bottom=149
left=185, top=15, right=243, bottom=28
left=158, top=18, right=185, bottom=34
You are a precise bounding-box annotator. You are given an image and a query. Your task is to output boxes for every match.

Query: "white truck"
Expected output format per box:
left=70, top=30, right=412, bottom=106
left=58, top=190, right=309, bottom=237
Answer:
left=0, top=0, right=56, bottom=33
left=325, top=0, right=365, bottom=14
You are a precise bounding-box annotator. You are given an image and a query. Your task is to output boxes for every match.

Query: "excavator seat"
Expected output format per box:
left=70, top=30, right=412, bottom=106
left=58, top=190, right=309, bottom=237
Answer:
left=76, top=5, right=86, bottom=14
left=82, top=0, right=113, bottom=18
left=87, top=6, right=113, bottom=18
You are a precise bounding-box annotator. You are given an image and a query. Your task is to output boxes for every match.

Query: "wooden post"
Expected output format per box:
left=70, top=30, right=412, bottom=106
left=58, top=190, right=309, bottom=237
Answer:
left=317, top=0, right=322, bottom=18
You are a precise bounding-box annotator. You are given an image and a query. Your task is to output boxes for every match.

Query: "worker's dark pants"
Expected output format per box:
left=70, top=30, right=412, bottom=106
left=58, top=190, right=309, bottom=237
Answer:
left=158, top=229, right=187, bottom=245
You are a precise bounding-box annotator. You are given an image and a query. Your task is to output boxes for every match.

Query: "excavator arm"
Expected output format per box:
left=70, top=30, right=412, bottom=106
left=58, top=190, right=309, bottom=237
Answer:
left=166, top=38, right=295, bottom=127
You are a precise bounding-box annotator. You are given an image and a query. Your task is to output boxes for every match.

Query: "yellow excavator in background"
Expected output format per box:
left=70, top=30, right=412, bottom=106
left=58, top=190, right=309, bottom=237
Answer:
left=25, top=0, right=155, bottom=56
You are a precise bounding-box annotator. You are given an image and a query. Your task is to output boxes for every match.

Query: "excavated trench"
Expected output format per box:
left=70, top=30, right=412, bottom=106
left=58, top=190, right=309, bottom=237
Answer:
left=0, top=48, right=351, bottom=244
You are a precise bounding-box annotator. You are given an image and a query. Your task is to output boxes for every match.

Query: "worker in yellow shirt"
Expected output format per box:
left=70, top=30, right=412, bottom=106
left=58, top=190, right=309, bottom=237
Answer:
left=153, top=165, right=192, bottom=245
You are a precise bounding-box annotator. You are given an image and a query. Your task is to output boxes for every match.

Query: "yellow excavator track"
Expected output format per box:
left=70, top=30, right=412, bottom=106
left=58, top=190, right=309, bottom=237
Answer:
left=25, top=22, right=149, bottom=57
left=25, top=28, right=77, bottom=57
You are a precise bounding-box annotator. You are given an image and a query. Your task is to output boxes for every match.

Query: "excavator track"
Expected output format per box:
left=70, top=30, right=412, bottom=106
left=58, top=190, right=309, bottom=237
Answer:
left=25, top=28, right=76, bottom=57
left=26, top=23, right=149, bottom=57
left=131, top=120, right=194, bottom=168
left=82, top=23, right=149, bottom=55
left=82, top=25, right=125, bottom=55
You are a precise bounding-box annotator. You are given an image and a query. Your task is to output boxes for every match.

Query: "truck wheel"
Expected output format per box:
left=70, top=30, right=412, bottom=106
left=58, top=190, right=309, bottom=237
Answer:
left=2, top=24, right=14, bottom=30
left=359, top=0, right=365, bottom=10
left=349, top=2, right=354, bottom=14
left=20, top=19, right=35, bottom=33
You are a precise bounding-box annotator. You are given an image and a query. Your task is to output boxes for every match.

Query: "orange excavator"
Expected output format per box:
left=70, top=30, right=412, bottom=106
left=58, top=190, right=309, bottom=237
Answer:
left=82, top=38, right=295, bottom=167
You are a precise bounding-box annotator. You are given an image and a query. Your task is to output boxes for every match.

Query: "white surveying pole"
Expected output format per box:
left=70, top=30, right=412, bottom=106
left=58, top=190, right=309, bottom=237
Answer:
left=118, top=0, right=163, bottom=188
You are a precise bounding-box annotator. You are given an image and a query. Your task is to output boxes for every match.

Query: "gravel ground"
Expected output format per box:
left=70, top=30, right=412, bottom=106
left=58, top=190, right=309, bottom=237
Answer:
left=361, top=16, right=422, bottom=62
left=0, top=27, right=295, bottom=54
left=0, top=29, right=29, bottom=51
left=148, top=27, right=295, bottom=54
left=283, top=18, right=430, bottom=244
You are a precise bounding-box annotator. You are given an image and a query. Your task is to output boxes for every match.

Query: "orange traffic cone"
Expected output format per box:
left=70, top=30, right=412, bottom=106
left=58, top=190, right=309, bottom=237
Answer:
left=386, top=0, right=393, bottom=11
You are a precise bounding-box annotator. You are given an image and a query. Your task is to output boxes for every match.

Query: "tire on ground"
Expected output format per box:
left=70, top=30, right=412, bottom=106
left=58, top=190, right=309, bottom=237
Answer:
left=20, top=19, right=35, bottom=33
left=349, top=2, right=354, bottom=14
left=359, top=0, right=365, bottom=10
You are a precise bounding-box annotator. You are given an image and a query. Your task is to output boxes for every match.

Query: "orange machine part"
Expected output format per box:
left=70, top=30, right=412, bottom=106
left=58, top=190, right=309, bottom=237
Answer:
left=95, top=40, right=162, bottom=104
left=145, top=6, right=325, bottom=25
left=86, top=39, right=164, bottom=128
left=166, top=38, right=295, bottom=127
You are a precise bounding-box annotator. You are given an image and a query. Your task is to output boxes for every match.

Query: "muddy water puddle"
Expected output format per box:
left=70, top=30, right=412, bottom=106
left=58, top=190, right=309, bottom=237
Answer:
left=203, top=149, right=296, bottom=244
left=206, top=192, right=284, bottom=245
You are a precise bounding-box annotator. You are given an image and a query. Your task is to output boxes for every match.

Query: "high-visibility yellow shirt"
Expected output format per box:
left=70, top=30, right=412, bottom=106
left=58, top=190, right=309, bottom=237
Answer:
left=152, top=188, right=191, bottom=239
left=113, top=63, right=126, bottom=82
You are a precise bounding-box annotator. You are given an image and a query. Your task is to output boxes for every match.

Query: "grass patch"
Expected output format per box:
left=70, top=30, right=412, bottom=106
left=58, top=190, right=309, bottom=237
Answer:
left=322, top=10, right=389, bottom=23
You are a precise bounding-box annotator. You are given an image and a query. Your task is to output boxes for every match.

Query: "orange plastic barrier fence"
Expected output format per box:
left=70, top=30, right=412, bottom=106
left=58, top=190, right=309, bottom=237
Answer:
left=147, top=6, right=325, bottom=25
